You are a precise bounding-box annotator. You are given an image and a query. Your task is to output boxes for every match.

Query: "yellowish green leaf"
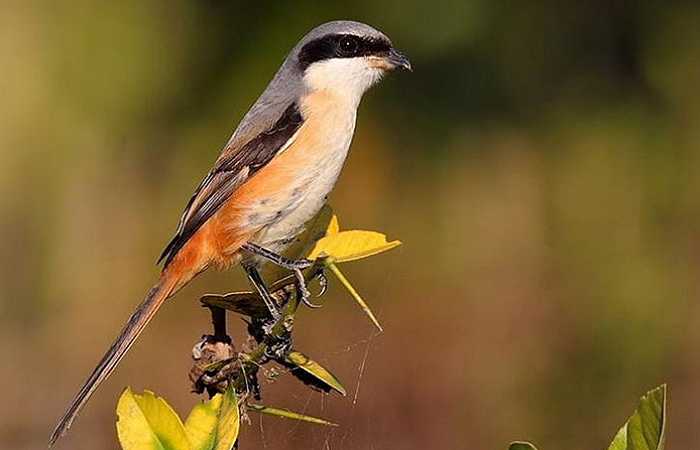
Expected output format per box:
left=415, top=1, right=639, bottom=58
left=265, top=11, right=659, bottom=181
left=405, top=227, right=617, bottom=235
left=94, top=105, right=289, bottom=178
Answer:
left=609, top=425, right=628, bottom=450
left=328, top=261, right=383, bottom=331
left=247, top=404, right=338, bottom=426
left=212, top=385, right=240, bottom=450
left=116, top=388, right=191, bottom=450
left=607, top=385, right=666, bottom=450
left=509, top=442, right=538, bottom=450
left=183, top=395, right=223, bottom=450
left=285, top=351, right=347, bottom=396
left=307, top=230, right=401, bottom=263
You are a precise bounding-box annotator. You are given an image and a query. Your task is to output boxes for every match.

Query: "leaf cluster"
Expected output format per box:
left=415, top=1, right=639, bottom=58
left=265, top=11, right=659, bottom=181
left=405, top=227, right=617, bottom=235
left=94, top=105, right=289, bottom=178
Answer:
left=117, top=386, right=239, bottom=450
left=116, top=205, right=401, bottom=449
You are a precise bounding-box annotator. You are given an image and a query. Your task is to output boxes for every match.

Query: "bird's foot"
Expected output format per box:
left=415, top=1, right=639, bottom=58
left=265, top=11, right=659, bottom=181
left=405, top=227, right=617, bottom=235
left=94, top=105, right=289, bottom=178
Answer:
left=295, top=266, right=329, bottom=308
left=293, top=267, right=320, bottom=309
left=242, top=242, right=313, bottom=270
left=312, top=269, right=328, bottom=297
left=242, top=242, right=325, bottom=310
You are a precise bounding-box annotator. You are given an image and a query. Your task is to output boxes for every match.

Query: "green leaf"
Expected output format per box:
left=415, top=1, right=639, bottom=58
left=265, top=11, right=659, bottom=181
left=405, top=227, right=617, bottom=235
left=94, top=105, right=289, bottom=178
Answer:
left=212, top=385, right=240, bottom=450
left=607, top=385, right=667, bottom=450
left=183, top=395, right=222, bottom=450
left=285, top=350, right=347, bottom=396
left=116, top=388, right=191, bottom=450
left=247, top=404, right=338, bottom=427
left=508, top=442, right=539, bottom=450
left=308, top=230, right=401, bottom=263
left=608, top=425, right=628, bottom=450
left=327, top=261, right=383, bottom=332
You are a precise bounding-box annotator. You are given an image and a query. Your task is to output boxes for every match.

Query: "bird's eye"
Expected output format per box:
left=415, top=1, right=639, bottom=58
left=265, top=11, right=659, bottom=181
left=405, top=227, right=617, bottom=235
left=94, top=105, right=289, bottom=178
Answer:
left=338, top=36, right=359, bottom=56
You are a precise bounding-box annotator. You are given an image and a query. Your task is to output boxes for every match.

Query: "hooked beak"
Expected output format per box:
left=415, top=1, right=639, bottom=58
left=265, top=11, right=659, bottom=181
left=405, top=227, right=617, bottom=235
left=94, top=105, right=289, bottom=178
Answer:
left=385, top=47, right=412, bottom=71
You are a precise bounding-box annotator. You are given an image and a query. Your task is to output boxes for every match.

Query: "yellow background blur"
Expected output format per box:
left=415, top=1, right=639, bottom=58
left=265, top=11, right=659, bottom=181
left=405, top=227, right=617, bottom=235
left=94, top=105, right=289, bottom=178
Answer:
left=2, top=1, right=699, bottom=449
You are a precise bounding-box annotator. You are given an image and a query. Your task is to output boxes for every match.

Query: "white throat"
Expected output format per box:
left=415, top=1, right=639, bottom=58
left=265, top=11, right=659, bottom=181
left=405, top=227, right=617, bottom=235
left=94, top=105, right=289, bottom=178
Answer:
left=303, top=58, right=384, bottom=108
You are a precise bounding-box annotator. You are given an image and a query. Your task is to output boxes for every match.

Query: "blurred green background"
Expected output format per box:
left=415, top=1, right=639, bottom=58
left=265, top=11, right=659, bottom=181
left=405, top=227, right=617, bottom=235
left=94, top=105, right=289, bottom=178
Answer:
left=2, top=1, right=699, bottom=449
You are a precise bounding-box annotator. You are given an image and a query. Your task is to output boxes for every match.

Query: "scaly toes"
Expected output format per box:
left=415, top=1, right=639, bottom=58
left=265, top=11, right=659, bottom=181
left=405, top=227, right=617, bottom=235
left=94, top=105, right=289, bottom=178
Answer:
left=294, top=269, right=322, bottom=308
left=315, top=270, right=328, bottom=297
left=287, top=257, right=313, bottom=270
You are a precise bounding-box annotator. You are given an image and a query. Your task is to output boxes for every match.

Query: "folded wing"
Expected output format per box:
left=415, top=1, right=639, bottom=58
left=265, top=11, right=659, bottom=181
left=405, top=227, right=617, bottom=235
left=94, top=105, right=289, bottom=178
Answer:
left=158, top=103, right=304, bottom=268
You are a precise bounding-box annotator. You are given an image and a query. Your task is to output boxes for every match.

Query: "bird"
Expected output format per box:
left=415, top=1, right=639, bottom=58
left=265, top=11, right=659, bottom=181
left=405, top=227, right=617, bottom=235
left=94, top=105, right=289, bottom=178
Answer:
left=49, top=20, right=410, bottom=447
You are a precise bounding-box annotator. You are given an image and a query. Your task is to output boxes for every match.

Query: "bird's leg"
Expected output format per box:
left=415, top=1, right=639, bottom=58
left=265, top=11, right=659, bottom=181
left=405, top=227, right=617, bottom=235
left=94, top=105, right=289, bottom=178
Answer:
left=242, top=242, right=313, bottom=269
left=241, top=242, right=321, bottom=308
left=242, top=263, right=282, bottom=321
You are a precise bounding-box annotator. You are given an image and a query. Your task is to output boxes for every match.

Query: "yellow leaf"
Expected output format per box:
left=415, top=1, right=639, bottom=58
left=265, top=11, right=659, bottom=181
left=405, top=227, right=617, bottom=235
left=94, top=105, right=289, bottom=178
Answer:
left=307, top=230, right=401, bottom=263
left=183, top=395, right=223, bottom=450
left=247, top=404, right=338, bottom=426
left=327, top=214, right=340, bottom=235
left=212, top=385, right=240, bottom=450
left=116, top=388, right=191, bottom=450
left=285, top=351, right=347, bottom=396
left=327, top=262, right=383, bottom=332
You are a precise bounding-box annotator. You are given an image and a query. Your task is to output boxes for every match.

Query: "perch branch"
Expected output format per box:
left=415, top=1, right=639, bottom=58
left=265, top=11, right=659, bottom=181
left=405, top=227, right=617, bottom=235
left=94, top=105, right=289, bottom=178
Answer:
left=189, top=264, right=325, bottom=399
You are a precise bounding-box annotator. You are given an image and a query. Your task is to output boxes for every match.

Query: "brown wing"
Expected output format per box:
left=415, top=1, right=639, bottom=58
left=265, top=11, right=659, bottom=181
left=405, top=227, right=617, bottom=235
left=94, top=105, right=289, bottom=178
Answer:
left=158, top=102, right=304, bottom=268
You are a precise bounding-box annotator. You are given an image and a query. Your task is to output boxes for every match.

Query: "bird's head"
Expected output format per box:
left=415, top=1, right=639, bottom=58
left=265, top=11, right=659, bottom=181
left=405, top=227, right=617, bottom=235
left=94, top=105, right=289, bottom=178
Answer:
left=293, top=21, right=411, bottom=105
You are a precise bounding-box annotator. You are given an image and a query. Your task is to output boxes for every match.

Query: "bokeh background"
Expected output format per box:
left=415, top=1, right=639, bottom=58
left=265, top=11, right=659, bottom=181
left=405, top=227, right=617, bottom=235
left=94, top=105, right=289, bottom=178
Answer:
left=2, top=1, right=699, bottom=449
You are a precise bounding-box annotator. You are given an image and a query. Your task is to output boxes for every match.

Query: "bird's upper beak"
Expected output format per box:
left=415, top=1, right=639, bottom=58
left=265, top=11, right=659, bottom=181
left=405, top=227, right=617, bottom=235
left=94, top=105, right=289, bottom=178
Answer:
left=385, top=47, right=412, bottom=71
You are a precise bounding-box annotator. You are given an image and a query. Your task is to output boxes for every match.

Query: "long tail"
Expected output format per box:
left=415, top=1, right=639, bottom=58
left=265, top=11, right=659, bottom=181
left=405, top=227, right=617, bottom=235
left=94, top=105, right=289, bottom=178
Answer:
left=48, top=270, right=183, bottom=447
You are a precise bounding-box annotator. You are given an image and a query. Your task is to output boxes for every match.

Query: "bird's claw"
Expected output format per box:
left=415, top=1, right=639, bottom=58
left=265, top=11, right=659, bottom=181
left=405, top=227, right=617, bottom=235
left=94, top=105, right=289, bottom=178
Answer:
left=314, top=270, right=328, bottom=297
left=240, top=243, right=326, bottom=311
left=294, top=268, right=322, bottom=308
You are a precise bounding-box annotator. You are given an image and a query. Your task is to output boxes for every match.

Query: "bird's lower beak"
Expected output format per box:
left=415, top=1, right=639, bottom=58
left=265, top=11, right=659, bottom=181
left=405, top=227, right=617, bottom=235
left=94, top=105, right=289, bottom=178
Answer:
left=386, top=48, right=412, bottom=71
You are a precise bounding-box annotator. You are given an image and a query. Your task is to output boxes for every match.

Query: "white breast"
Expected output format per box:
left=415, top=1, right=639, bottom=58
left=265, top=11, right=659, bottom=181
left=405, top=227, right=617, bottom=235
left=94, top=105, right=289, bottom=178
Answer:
left=249, top=96, right=357, bottom=255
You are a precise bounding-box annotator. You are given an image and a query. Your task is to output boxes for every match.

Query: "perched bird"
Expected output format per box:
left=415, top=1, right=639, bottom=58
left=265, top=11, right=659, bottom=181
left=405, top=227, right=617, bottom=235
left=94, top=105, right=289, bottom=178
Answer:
left=49, top=20, right=410, bottom=446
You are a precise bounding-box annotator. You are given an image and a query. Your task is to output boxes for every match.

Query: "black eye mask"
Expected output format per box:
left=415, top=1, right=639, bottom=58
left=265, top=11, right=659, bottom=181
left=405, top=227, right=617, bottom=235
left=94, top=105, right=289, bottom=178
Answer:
left=298, top=33, right=392, bottom=70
